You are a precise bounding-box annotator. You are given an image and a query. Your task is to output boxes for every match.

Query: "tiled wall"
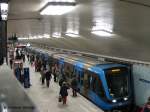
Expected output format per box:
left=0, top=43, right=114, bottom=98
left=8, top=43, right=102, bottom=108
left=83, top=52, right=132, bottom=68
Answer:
left=133, top=64, right=150, bottom=106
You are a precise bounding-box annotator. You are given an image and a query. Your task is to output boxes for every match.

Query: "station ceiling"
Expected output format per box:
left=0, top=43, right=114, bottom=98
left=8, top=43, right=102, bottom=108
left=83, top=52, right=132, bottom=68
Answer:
left=7, top=0, right=150, bottom=62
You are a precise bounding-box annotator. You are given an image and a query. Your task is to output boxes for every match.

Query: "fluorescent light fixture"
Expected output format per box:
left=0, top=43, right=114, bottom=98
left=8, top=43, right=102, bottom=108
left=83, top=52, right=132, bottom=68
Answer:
left=49, top=0, right=75, bottom=2
left=0, top=3, right=9, bottom=20
left=26, top=43, right=31, bottom=47
left=0, top=3, right=8, bottom=14
left=52, top=32, right=62, bottom=38
left=18, top=37, right=28, bottom=40
left=40, top=1, right=76, bottom=15
left=92, top=30, right=114, bottom=37
left=65, top=33, right=79, bottom=37
left=43, top=34, right=51, bottom=38
left=1, top=14, right=7, bottom=20
left=66, top=29, right=79, bottom=37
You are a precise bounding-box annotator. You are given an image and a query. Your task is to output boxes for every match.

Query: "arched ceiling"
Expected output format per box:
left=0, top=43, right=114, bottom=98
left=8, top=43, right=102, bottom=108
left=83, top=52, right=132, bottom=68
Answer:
left=7, top=0, right=150, bottom=62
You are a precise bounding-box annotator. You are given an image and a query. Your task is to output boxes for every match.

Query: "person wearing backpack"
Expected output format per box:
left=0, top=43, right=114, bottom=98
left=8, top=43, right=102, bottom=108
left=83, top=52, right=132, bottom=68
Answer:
left=59, top=82, right=69, bottom=104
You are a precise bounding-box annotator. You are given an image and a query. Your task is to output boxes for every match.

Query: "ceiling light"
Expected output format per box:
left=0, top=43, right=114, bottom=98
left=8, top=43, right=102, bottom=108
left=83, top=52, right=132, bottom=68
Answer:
left=0, top=3, right=9, bottom=21
left=65, top=33, right=79, bottom=37
left=92, top=30, right=114, bottom=37
left=43, top=34, right=51, bottom=38
left=26, top=43, right=31, bottom=47
left=0, top=3, right=8, bottom=14
left=52, top=32, right=62, bottom=38
left=18, top=37, right=28, bottom=40
left=40, top=1, right=76, bottom=15
left=1, top=14, right=7, bottom=20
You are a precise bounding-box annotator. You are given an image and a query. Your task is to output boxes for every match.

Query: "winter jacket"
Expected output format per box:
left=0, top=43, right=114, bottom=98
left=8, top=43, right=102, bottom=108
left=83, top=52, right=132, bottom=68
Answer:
left=60, top=85, right=69, bottom=97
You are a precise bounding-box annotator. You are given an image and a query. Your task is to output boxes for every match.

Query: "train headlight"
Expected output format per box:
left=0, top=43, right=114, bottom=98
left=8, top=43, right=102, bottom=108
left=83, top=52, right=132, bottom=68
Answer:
left=112, top=99, right=117, bottom=103
left=124, top=97, right=128, bottom=101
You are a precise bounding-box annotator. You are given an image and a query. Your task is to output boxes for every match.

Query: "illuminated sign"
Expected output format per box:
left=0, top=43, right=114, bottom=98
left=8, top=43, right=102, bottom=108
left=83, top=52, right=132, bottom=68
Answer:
left=111, top=69, right=120, bottom=72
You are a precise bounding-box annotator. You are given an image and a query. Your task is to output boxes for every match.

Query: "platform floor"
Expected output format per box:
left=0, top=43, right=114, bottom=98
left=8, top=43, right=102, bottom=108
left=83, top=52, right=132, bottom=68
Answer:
left=0, top=63, right=37, bottom=112
left=24, top=61, right=104, bottom=112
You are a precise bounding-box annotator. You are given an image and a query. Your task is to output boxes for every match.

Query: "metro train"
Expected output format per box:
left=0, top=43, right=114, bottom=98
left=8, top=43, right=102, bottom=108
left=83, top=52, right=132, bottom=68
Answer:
left=27, top=47, right=133, bottom=111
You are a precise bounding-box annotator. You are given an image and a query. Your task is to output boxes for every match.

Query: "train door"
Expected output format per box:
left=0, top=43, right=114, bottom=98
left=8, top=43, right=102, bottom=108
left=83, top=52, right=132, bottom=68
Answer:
left=58, top=58, right=64, bottom=79
left=74, top=65, right=84, bottom=92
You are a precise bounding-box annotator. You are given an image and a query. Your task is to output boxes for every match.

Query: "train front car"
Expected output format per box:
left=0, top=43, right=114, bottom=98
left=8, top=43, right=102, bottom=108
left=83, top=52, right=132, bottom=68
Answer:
left=92, top=64, right=132, bottom=111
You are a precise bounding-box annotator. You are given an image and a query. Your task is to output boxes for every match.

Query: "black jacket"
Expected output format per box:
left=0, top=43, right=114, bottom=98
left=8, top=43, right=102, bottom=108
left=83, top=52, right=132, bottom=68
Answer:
left=60, top=85, right=69, bottom=97
left=71, top=79, right=77, bottom=87
left=45, top=70, right=52, bottom=80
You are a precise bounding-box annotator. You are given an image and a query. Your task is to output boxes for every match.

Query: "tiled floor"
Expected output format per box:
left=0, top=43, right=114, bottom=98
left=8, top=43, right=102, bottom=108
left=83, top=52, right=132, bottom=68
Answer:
left=24, top=61, right=103, bottom=112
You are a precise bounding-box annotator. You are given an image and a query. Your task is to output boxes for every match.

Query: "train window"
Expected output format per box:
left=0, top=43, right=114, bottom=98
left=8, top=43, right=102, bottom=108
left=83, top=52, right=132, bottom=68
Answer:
left=95, top=78, right=105, bottom=98
left=83, top=72, right=88, bottom=88
left=105, top=67, right=129, bottom=98
left=64, top=63, right=74, bottom=79
left=77, top=71, right=80, bottom=83
left=89, top=72, right=106, bottom=98
left=87, top=74, right=91, bottom=89
left=91, top=76, right=96, bottom=92
left=80, top=72, right=84, bottom=85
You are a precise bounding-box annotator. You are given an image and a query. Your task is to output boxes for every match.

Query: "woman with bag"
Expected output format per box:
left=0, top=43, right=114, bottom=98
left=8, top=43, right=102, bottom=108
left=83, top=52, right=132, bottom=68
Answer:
left=59, top=82, right=69, bottom=104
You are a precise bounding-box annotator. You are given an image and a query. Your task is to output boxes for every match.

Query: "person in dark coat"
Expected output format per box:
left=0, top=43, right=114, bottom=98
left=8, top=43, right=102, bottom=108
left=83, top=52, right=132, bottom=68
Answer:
left=41, top=67, right=46, bottom=85
left=45, top=69, right=52, bottom=88
left=22, top=54, right=25, bottom=62
left=9, top=58, right=13, bottom=69
left=59, top=75, right=66, bottom=87
left=71, top=77, right=78, bottom=97
left=27, top=53, right=29, bottom=61
left=59, top=82, right=69, bottom=104
left=38, top=60, right=42, bottom=72
left=52, top=66, right=57, bottom=82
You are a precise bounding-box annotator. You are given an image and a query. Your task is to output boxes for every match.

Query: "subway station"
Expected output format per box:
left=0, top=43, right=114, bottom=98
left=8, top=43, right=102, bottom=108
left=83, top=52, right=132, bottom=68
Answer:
left=0, top=0, right=150, bottom=112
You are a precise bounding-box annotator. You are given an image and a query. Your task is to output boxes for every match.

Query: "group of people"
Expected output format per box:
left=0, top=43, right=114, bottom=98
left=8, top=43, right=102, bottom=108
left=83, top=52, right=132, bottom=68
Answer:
left=40, top=66, right=52, bottom=88
left=9, top=48, right=26, bottom=69
left=28, top=54, right=79, bottom=105
left=39, top=64, right=78, bottom=104
left=15, top=48, right=26, bottom=62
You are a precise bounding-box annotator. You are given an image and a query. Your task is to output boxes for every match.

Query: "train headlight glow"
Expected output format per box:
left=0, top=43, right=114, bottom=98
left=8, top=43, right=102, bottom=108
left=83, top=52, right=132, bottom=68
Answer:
left=112, top=99, right=117, bottom=103
left=124, top=97, right=128, bottom=101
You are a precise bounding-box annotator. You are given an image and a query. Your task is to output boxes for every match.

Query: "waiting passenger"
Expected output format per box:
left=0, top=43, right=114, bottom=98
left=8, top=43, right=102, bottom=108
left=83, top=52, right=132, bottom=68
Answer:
left=71, top=77, right=78, bottom=97
left=34, top=59, right=38, bottom=72
left=59, top=82, right=69, bottom=104
left=41, top=67, right=46, bottom=85
left=45, top=70, right=52, bottom=88
left=22, top=54, right=25, bottom=62
left=59, top=75, right=67, bottom=87
left=27, top=53, right=29, bottom=61
left=9, top=58, right=13, bottom=69
left=52, top=65, right=58, bottom=82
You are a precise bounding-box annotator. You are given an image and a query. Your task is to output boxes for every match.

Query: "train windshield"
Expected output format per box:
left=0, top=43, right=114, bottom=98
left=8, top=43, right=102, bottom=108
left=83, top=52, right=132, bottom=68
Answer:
left=105, top=67, right=129, bottom=98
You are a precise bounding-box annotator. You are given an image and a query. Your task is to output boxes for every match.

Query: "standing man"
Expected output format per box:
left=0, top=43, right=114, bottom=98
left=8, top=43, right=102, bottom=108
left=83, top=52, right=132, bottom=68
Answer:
left=71, top=77, right=78, bottom=97
left=45, top=67, right=52, bottom=88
